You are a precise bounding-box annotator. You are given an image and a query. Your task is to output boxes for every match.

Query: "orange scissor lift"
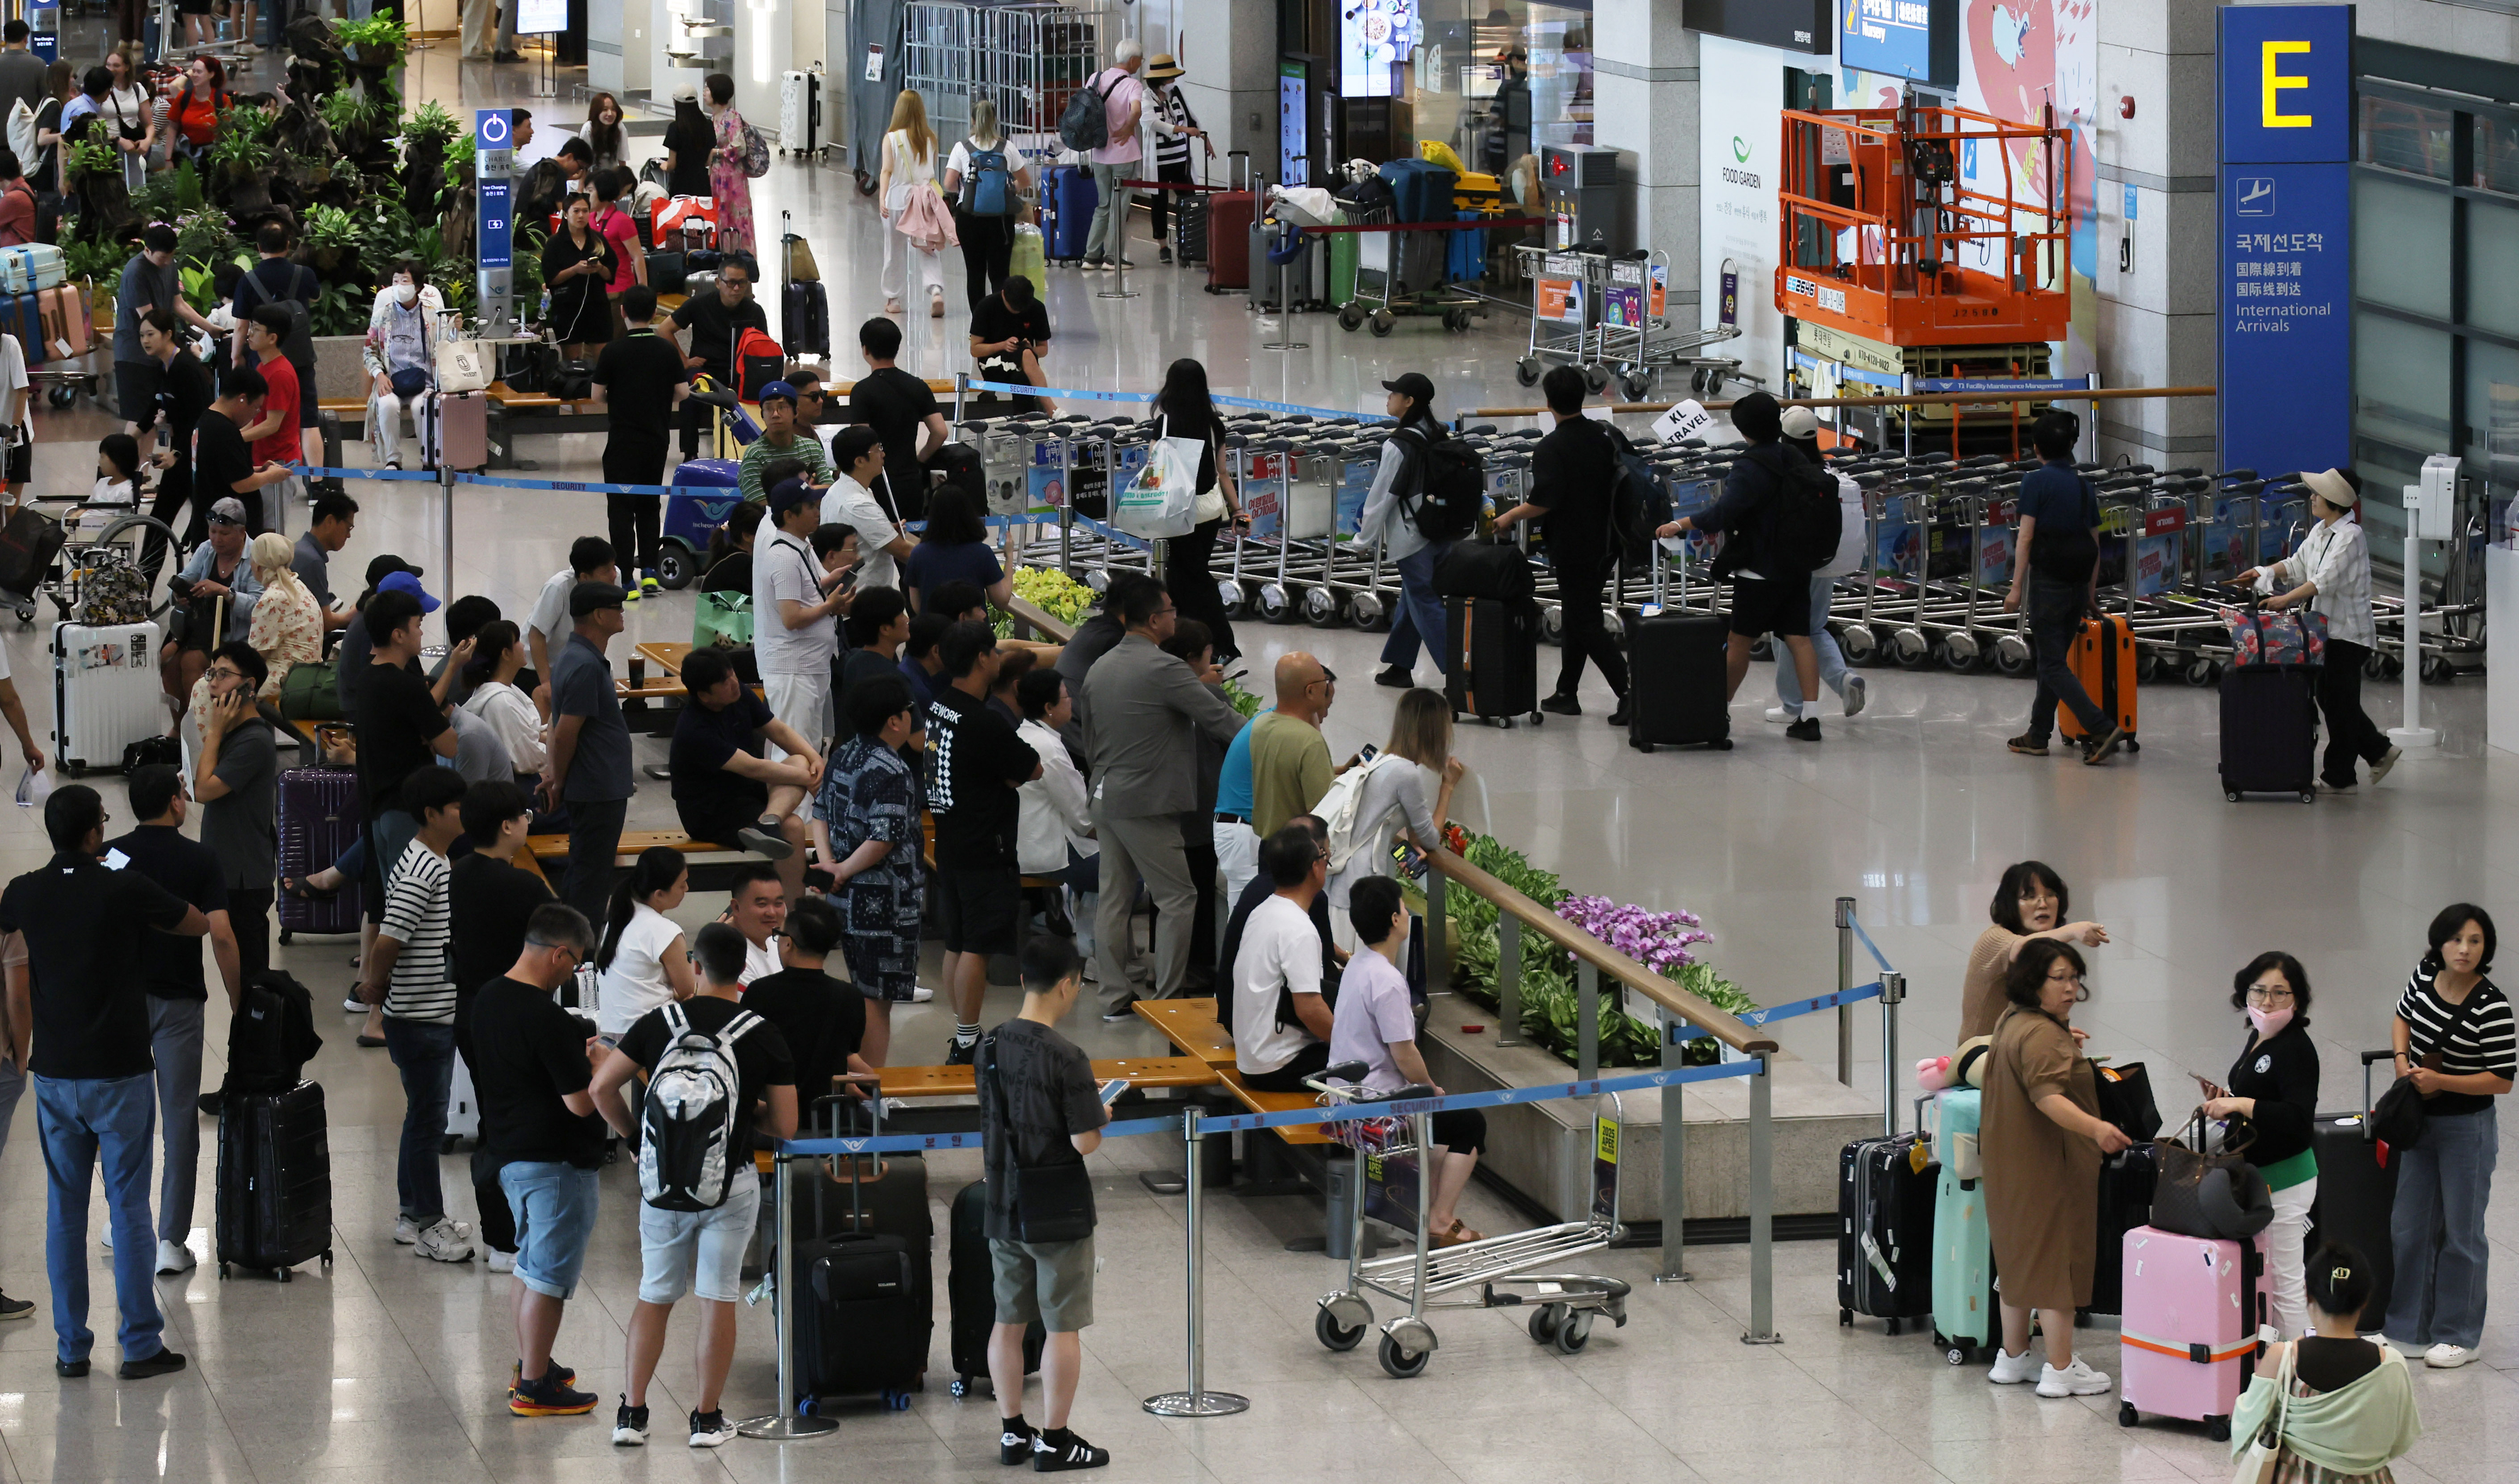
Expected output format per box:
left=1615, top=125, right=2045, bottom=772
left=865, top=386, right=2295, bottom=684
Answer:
left=1772, top=96, right=2074, bottom=456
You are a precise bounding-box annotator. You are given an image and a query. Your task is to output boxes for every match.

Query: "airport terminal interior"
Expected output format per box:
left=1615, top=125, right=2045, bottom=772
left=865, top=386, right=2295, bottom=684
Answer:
left=1, top=3, right=2517, bottom=1482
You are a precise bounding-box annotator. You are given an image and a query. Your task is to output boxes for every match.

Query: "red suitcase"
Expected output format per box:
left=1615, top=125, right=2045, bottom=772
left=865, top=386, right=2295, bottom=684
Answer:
left=276, top=766, right=361, bottom=941
left=1205, top=151, right=1256, bottom=293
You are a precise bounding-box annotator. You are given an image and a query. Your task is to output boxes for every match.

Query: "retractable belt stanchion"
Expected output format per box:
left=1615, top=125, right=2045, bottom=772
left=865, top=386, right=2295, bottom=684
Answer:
left=1655, top=1008, right=1690, bottom=1284
left=736, top=1153, right=838, bottom=1441
left=1742, top=1053, right=1781, bottom=1345
left=1834, top=896, right=1855, bottom=1087
left=1879, top=971, right=1906, bottom=1137
left=1142, top=1106, right=1249, bottom=1418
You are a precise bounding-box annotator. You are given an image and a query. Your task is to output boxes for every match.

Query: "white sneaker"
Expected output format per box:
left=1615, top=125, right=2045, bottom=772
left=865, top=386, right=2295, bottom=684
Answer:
left=910, top=984, right=935, bottom=1003
left=1986, top=1347, right=2040, bottom=1385
left=2372, top=745, right=2403, bottom=784
left=393, top=1215, right=421, bottom=1245
left=98, top=1227, right=112, bottom=1252
left=1843, top=674, right=1868, bottom=718
left=2424, top=1343, right=2479, bottom=1369
left=486, top=1249, right=516, bottom=1274
left=412, top=1219, right=475, bottom=1264
left=154, top=1239, right=195, bottom=1275
left=1764, top=706, right=1791, bottom=723
left=2035, top=1358, right=2113, bottom=1397
left=342, top=995, right=366, bottom=1014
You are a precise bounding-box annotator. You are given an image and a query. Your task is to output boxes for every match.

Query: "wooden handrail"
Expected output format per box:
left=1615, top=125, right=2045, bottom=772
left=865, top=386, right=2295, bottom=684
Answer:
left=1426, top=849, right=1778, bottom=1057
left=1004, top=592, right=1077, bottom=645
left=1467, top=385, right=2217, bottom=419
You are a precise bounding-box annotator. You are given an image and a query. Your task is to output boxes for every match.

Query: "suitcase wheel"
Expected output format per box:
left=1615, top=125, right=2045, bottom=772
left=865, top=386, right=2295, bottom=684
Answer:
left=217, top=1262, right=230, bottom=1279
left=2207, top=1415, right=2231, bottom=1442
left=882, top=1388, right=913, bottom=1412
left=1527, top=711, right=1544, bottom=727
left=1838, top=1307, right=1851, bottom=1327
left=278, top=929, right=293, bottom=944
left=275, top=1266, right=292, bottom=1283
left=1636, top=740, right=1654, bottom=754
left=950, top=1376, right=970, bottom=1398
left=1945, top=1344, right=1968, bottom=1366
left=1884, top=1317, right=1902, bottom=1336
left=2226, top=791, right=2241, bottom=803
left=2118, top=1402, right=2138, bottom=1428
left=2300, top=791, right=2314, bottom=804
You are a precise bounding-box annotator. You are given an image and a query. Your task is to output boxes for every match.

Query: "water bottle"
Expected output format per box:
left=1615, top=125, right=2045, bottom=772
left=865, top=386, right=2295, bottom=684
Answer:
left=538, top=288, right=551, bottom=323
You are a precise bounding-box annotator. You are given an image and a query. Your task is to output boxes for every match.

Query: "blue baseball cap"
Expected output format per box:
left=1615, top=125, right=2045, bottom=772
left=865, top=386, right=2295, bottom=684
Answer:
left=377, top=570, right=439, bottom=613
left=758, top=380, right=798, bottom=405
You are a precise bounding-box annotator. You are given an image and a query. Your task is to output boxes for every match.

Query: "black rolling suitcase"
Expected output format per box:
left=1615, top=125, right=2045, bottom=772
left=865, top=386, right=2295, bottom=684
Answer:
left=2219, top=664, right=2318, bottom=803
left=215, top=1080, right=333, bottom=1281
left=1836, top=1118, right=1936, bottom=1334
left=1443, top=598, right=1539, bottom=727
left=1625, top=545, right=1730, bottom=751
left=1433, top=533, right=1535, bottom=604
left=2307, top=1051, right=2398, bottom=1327
left=947, top=1179, right=1045, bottom=1397
left=2086, top=1143, right=2160, bottom=1317
left=791, top=1096, right=932, bottom=1405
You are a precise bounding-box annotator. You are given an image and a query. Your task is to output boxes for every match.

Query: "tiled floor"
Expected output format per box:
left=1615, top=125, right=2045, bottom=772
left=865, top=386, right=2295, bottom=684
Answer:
left=0, top=48, right=2514, bottom=1484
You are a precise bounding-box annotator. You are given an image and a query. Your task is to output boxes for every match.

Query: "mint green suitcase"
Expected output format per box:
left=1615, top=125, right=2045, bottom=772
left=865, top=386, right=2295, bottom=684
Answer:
left=1931, top=1087, right=1999, bottom=1363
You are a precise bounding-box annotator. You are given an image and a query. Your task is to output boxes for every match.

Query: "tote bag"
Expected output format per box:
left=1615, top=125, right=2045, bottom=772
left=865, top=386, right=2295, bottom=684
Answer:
left=1113, top=414, right=1200, bottom=539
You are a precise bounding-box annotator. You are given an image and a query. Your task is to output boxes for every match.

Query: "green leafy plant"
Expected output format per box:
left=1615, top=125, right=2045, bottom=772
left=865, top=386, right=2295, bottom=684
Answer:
left=331, top=14, right=410, bottom=61
left=448, top=133, right=475, bottom=174
left=309, top=279, right=371, bottom=336
left=207, top=108, right=274, bottom=178
left=1220, top=675, right=1263, bottom=717
left=66, top=138, right=118, bottom=179
left=63, top=238, right=136, bottom=285
left=321, top=86, right=381, bottom=138
left=403, top=101, right=460, bottom=147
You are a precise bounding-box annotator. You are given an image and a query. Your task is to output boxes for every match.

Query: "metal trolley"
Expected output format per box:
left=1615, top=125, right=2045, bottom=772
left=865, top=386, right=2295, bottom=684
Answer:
left=1309, top=1066, right=1630, bottom=1379
left=900, top=1, right=1115, bottom=165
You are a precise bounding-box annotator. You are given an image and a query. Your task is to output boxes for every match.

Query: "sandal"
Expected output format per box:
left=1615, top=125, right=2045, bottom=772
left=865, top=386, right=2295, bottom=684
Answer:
left=1431, top=1220, right=1482, bottom=1248
left=355, top=1034, right=387, bottom=1048
left=280, top=876, right=338, bottom=901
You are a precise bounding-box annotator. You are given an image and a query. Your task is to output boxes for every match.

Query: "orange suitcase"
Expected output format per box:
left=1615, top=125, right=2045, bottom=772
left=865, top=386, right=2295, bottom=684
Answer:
left=2059, top=611, right=2139, bottom=748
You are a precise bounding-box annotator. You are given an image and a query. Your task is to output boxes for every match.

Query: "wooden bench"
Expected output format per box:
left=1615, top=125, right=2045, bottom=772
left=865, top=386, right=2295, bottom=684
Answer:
left=526, top=829, right=734, bottom=862
left=1133, top=996, right=1328, bottom=1145
left=753, top=1055, right=1222, bottom=1173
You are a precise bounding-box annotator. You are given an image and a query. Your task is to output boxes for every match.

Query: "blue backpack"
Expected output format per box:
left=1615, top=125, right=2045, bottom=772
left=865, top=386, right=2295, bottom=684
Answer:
left=964, top=141, right=1015, bottom=217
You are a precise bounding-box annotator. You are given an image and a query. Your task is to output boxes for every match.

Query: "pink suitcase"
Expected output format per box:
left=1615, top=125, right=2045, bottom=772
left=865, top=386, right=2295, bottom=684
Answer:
left=2118, top=1225, right=2263, bottom=1440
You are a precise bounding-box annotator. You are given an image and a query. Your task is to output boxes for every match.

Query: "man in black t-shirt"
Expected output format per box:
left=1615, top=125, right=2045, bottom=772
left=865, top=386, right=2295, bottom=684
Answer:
left=669, top=256, right=769, bottom=460
left=0, top=785, right=208, bottom=1379
left=591, top=923, right=797, bottom=1449
left=353, top=584, right=471, bottom=934
left=966, top=277, right=1055, bottom=417
left=106, top=764, right=239, bottom=1278
left=739, top=893, right=869, bottom=1115
left=1493, top=365, right=1629, bottom=724
left=448, top=780, right=555, bottom=1269
left=188, top=362, right=293, bottom=538
left=469, top=902, right=605, bottom=1419
left=591, top=286, right=691, bottom=592
left=850, top=317, right=950, bottom=523
left=668, top=645, right=820, bottom=901
left=923, top=621, right=1039, bottom=1065
left=978, top=936, right=1112, bottom=1471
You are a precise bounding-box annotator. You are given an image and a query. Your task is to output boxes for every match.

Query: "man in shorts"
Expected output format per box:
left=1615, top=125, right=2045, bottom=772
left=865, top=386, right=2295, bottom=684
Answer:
left=668, top=645, right=819, bottom=902
left=981, top=935, right=1112, bottom=1471
left=922, top=620, right=1040, bottom=1065
left=590, top=922, right=796, bottom=1451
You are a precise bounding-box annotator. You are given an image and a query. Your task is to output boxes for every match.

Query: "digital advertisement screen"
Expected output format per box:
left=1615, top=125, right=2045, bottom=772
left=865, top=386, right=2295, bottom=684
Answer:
left=1339, top=0, right=1418, bottom=98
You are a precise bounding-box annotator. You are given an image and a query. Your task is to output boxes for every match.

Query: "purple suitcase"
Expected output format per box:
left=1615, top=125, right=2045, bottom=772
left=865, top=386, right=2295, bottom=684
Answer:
left=276, top=766, right=361, bottom=941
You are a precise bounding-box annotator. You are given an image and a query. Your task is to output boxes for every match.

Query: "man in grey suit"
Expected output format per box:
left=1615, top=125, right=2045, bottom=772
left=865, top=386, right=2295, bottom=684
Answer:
left=1079, top=575, right=1246, bottom=1018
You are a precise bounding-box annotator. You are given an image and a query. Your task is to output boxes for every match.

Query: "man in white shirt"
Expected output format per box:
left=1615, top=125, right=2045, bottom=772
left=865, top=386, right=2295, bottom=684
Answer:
left=819, top=424, right=913, bottom=595
left=526, top=537, right=620, bottom=696
left=751, top=479, right=848, bottom=761
left=722, top=864, right=787, bottom=987
left=1013, top=667, right=1095, bottom=956
left=1230, top=825, right=1336, bottom=1091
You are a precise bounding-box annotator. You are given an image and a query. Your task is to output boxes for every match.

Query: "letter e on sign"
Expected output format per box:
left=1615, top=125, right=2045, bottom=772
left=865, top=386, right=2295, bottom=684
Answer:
left=2263, top=41, right=2313, bottom=129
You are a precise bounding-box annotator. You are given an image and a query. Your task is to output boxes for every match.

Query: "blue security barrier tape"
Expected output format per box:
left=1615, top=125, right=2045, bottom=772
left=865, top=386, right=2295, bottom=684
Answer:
left=775, top=1060, right=1763, bottom=1157
left=287, top=465, right=448, bottom=484
left=1066, top=512, right=1151, bottom=553
left=1846, top=915, right=1895, bottom=974
left=961, top=380, right=1392, bottom=426
left=1737, top=981, right=1885, bottom=1028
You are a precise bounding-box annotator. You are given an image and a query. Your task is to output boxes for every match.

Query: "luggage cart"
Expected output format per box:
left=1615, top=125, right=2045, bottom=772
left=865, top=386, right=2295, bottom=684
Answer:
left=1511, top=246, right=1602, bottom=388
left=1336, top=213, right=1487, bottom=337
left=1595, top=251, right=1754, bottom=402
left=1309, top=1065, right=1629, bottom=1379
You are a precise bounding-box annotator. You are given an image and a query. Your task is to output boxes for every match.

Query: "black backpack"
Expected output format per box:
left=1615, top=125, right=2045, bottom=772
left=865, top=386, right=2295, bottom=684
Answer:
left=238, top=264, right=317, bottom=392
left=1397, top=426, right=1485, bottom=540
left=1747, top=443, right=1844, bottom=575
left=1608, top=430, right=1671, bottom=564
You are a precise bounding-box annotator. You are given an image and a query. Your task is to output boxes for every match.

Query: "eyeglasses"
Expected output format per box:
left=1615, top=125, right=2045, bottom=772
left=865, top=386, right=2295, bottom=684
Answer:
left=2244, top=984, right=2294, bottom=1006
left=205, top=665, right=242, bottom=682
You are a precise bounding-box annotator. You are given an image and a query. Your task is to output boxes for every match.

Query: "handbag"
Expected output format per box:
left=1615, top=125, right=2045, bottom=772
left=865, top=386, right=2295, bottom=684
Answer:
left=435, top=339, right=491, bottom=394
left=977, top=1032, right=1096, bottom=1243
left=693, top=591, right=754, bottom=648
left=277, top=659, right=340, bottom=720
left=1116, top=414, right=1201, bottom=539
left=2371, top=980, right=2487, bottom=1162
left=388, top=365, right=429, bottom=399
left=2231, top=1342, right=2293, bottom=1484
left=2150, top=1107, right=2275, bottom=1240
left=785, top=233, right=819, bottom=283
left=2094, top=1060, right=2163, bottom=1140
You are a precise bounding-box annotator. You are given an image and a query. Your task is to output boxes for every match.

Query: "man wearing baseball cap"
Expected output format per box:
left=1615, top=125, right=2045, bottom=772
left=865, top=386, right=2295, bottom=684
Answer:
left=1360, top=373, right=1454, bottom=688
left=334, top=555, right=425, bottom=723
left=544, top=581, right=633, bottom=923
left=1766, top=407, right=1867, bottom=725
left=161, top=497, right=263, bottom=708
left=751, top=475, right=846, bottom=784
left=736, top=381, right=832, bottom=504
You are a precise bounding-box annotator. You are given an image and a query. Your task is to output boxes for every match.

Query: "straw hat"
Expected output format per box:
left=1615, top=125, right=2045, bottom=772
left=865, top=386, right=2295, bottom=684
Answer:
left=1145, top=53, right=1184, bottom=81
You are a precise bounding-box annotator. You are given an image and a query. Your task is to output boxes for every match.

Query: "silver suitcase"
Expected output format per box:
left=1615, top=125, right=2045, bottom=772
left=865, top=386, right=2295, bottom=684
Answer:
left=51, top=620, right=163, bottom=774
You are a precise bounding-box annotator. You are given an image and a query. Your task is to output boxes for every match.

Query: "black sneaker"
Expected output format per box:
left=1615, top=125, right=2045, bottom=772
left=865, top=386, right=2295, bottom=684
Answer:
left=1785, top=717, right=1822, bottom=742
left=511, top=1357, right=577, bottom=1395
left=1100, top=997, right=1140, bottom=1022
left=736, top=820, right=795, bottom=859
left=1539, top=693, right=1582, bottom=717
left=613, top=1396, right=650, bottom=1446
left=2081, top=725, right=2127, bottom=765
left=117, top=1348, right=186, bottom=1381
left=945, top=1036, right=979, bottom=1066
left=510, top=1370, right=598, bottom=1417
left=1375, top=664, right=1413, bottom=689
left=1000, top=1418, right=1038, bottom=1465
left=1033, top=1429, right=1111, bottom=1471
left=55, top=1357, right=88, bottom=1377
left=2005, top=733, right=2049, bottom=757
left=688, top=1408, right=737, bottom=1447
left=0, top=1289, right=32, bottom=1321
left=1157, top=244, right=1173, bottom=264
left=1606, top=705, right=1630, bottom=728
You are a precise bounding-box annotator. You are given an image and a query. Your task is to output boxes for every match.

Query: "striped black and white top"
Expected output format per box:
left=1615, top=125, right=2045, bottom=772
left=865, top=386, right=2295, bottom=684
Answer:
left=381, top=839, right=457, bottom=1024
left=1151, top=83, right=1199, bottom=172
left=2393, top=966, right=2516, bottom=1117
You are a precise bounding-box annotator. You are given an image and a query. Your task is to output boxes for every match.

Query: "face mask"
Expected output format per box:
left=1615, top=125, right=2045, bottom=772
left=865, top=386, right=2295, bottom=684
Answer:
left=2247, top=1005, right=2293, bottom=1040
left=395, top=283, right=417, bottom=305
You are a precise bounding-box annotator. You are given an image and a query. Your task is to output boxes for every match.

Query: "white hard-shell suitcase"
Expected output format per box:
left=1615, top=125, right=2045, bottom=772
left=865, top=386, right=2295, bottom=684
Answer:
left=780, top=67, right=825, bottom=157
left=51, top=620, right=163, bottom=774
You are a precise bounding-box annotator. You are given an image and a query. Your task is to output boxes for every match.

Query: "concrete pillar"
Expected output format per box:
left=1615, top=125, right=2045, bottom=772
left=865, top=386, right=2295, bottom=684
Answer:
left=1169, top=0, right=1278, bottom=180
left=1591, top=0, right=1699, bottom=317
left=2093, top=0, right=2218, bottom=463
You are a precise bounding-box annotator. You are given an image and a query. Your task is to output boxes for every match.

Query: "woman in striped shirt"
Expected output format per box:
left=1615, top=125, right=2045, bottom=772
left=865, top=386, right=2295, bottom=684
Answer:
left=2237, top=467, right=2398, bottom=792
left=2380, top=903, right=2513, bottom=1368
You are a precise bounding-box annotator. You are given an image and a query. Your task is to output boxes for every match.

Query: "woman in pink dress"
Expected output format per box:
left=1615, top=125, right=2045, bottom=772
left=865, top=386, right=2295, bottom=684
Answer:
left=705, top=72, right=756, bottom=258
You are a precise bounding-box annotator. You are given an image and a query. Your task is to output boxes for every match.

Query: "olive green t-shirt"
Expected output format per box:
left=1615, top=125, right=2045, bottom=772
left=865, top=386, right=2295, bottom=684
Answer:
left=1249, top=711, right=1333, bottom=839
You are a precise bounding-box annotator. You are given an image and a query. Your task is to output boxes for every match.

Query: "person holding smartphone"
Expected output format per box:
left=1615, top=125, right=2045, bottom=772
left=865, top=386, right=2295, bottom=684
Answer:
left=967, top=276, right=1055, bottom=416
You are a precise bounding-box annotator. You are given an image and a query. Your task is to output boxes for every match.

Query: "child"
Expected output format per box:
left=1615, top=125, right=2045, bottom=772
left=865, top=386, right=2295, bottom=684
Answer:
left=92, top=432, right=145, bottom=508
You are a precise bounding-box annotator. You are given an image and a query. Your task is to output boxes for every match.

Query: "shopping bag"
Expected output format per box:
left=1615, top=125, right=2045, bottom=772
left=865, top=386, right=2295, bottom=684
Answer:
left=1009, top=222, right=1047, bottom=302
left=2220, top=606, right=2328, bottom=669
left=694, top=591, right=754, bottom=649
left=1113, top=416, right=1200, bottom=539
left=435, top=339, right=491, bottom=394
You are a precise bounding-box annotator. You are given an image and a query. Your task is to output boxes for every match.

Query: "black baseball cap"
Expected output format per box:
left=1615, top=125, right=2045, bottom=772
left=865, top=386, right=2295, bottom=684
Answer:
left=365, top=554, right=421, bottom=586
left=768, top=476, right=816, bottom=516
left=1382, top=373, right=1436, bottom=405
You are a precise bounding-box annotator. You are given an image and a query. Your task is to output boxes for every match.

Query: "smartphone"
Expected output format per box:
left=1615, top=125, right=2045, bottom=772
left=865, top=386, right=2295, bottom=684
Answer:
left=839, top=562, right=863, bottom=589
left=1356, top=743, right=1379, bottom=764
left=101, top=847, right=130, bottom=871
left=1098, top=1079, right=1129, bottom=1106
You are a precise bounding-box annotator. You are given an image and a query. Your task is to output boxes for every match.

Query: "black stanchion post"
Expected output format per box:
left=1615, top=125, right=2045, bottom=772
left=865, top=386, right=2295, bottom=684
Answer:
left=1835, top=896, right=1855, bottom=1086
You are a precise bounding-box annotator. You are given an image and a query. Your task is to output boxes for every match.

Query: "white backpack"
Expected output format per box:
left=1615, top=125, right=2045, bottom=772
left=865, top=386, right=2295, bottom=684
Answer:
left=637, top=1004, right=763, bottom=1211
left=5, top=99, right=32, bottom=180
left=1316, top=752, right=1407, bottom=875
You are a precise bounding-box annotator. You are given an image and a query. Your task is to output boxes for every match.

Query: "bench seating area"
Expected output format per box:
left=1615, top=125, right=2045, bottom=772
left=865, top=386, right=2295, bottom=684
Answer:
left=526, top=829, right=734, bottom=862
left=1135, top=996, right=1329, bottom=1145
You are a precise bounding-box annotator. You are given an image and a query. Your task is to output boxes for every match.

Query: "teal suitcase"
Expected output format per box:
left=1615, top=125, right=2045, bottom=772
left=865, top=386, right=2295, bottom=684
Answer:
left=1930, top=1087, right=1999, bottom=1363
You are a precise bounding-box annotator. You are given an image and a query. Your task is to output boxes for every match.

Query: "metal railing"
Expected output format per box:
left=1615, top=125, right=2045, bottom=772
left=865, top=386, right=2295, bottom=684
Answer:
left=1003, top=592, right=1077, bottom=645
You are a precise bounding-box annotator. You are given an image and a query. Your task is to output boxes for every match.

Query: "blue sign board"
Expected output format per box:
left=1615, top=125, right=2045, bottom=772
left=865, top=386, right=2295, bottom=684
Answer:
left=1839, top=0, right=1953, bottom=88
left=2218, top=6, right=2353, bottom=481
